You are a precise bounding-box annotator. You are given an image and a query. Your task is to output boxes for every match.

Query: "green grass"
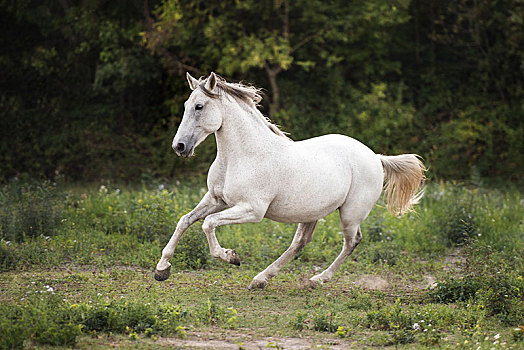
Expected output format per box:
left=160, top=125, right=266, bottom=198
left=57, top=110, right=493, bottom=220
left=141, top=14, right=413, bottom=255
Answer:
left=0, top=180, right=523, bottom=348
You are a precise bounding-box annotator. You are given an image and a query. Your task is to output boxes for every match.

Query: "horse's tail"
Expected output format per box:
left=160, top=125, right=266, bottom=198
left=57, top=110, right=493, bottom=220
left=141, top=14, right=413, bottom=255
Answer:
left=379, top=154, right=426, bottom=216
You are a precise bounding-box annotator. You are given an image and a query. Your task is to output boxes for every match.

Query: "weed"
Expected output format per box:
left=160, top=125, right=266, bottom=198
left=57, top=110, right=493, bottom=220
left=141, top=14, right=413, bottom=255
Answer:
left=290, top=311, right=307, bottom=331
left=343, top=290, right=374, bottom=310
left=370, top=247, right=398, bottom=266
left=154, top=304, right=188, bottom=336
left=365, top=299, right=417, bottom=344
left=362, top=214, right=387, bottom=242
left=0, top=293, right=82, bottom=348
left=335, top=326, right=350, bottom=338
left=0, top=304, right=27, bottom=349
left=313, top=311, right=339, bottom=332
left=226, top=307, right=239, bottom=329
left=513, top=325, right=524, bottom=342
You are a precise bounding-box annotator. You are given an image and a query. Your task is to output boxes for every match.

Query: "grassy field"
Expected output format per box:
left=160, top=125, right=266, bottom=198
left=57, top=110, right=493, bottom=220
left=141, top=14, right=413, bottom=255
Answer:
left=1, top=179, right=523, bottom=349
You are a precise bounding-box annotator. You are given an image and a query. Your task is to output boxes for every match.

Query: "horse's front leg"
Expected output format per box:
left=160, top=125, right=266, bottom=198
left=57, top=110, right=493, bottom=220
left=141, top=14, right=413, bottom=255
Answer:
left=202, top=203, right=265, bottom=266
left=155, top=192, right=226, bottom=281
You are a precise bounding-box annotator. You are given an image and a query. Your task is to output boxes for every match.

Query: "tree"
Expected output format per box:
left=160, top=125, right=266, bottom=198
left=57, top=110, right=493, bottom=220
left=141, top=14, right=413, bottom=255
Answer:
left=143, top=0, right=410, bottom=118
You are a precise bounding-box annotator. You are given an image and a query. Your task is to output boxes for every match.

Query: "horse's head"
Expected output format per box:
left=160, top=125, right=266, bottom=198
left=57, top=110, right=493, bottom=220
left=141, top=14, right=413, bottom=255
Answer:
left=172, top=72, right=223, bottom=158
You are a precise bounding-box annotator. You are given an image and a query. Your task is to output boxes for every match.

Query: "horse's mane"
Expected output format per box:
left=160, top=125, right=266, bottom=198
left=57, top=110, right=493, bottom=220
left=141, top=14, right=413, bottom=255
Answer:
left=197, top=75, right=291, bottom=141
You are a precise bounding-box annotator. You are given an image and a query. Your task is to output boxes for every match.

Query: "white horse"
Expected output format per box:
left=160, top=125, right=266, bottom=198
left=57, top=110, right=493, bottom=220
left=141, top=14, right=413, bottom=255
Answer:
left=155, top=72, right=425, bottom=289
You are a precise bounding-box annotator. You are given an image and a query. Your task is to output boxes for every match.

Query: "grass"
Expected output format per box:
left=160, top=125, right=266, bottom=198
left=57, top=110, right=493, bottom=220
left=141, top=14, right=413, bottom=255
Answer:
left=0, top=179, right=523, bottom=348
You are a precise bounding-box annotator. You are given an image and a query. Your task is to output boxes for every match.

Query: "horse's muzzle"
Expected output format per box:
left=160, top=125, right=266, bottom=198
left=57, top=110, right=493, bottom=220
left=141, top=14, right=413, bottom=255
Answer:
left=172, top=140, right=194, bottom=158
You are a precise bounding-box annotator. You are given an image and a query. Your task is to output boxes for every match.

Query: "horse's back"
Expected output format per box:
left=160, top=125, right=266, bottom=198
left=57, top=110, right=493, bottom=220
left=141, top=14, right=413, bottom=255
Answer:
left=295, top=133, right=383, bottom=197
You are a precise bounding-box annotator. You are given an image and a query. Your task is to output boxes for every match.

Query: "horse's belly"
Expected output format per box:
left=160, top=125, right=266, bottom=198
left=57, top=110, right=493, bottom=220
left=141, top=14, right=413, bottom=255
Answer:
left=264, top=169, right=350, bottom=223
left=264, top=200, right=341, bottom=223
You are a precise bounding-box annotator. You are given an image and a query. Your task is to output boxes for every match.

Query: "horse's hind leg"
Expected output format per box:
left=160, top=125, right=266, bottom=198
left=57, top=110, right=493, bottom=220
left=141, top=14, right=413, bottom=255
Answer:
left=248, top=221, right=317, bottom=290
left=310, top=204, right=369, bottom=284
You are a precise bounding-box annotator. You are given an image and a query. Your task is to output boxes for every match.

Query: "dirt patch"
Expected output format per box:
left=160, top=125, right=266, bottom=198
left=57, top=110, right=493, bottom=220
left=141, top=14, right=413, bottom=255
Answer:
left=353, top=275, right=390, bottom=291
left=423, top=275, right=438, bottom=289
left=160, top=336, right=350, bottom=349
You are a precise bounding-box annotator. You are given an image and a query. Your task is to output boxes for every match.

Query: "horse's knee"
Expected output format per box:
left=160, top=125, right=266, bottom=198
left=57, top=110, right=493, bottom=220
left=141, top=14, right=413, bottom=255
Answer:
left=202, top=216, right=216, bottom=234
left=179, top=214, right=191, bottom=228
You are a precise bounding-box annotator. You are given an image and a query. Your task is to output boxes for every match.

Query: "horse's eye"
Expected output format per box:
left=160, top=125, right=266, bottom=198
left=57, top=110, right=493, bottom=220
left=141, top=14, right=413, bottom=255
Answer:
left=195, top=104, right=203, bottom=110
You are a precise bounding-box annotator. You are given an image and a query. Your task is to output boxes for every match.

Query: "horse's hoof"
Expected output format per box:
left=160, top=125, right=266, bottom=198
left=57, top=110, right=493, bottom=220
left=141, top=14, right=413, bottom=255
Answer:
left=309, top=275, right=325, bottom=287
left=226, top=249, right=241, bottom=266
left=248, top=279, right=267, bottom=290
left=154, top=266, right=171, bottom=281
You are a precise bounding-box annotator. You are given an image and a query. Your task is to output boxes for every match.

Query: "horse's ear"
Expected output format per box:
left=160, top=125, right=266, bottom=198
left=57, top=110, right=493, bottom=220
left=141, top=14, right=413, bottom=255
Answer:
left=186, top=72, right=198, bottom=90
left=205, top=72, right=218, bottom=92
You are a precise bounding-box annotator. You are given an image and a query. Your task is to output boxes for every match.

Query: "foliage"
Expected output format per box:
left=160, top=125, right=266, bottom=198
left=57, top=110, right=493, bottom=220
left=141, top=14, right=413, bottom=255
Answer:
left=1, top=0, right=522, bottom=182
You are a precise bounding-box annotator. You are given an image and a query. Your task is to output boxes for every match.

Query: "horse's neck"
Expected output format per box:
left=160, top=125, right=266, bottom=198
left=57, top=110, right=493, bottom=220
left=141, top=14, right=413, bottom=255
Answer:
left=215, top=103, right=282, bottom=159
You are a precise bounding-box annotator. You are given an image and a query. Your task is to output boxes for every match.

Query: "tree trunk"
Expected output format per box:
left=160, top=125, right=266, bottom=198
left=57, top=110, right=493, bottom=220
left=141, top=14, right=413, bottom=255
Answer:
left=265, top=63, right=282, bottom=119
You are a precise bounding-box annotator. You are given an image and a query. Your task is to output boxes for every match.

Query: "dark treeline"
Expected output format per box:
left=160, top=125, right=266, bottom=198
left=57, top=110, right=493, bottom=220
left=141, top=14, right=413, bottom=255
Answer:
left=1, top=0, right=523, bottom=182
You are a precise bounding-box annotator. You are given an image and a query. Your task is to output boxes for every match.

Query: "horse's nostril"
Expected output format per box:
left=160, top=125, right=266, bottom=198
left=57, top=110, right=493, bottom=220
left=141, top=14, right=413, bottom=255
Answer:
left=176, top=142, right=185, bottom=152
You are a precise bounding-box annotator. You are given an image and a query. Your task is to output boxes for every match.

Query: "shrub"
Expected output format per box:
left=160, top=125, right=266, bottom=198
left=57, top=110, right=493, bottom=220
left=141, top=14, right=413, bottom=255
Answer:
left=475, top=274, right=524, bottom=325
left=0, top=293, right=82, bottom=348
left=290, top=311, right=307, bottom=331
left=313, top=311, right=340, bottom=332
left=0, top=180, right=64, bottom=243
left=0, top=242, right=18, bottom=272
left=0, top=304, right=26, bottom=349
left=365, top=299, right=417, bottom=344
left=430, top=245, right=524, bottom=325
left=430, top=188, right=478, bottom=246
left=429, top=278, right=481, bottom=304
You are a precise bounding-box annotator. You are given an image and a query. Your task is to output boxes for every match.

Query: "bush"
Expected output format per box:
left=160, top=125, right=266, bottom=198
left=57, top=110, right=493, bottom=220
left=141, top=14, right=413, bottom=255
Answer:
left=476, top=274, right=524, bottom=325
left=429, top=278, right=481, bottom=304
left=313, top=311, right=340, bottom=332
left=0, top=180, right=64, bottom=243
left=430, top=244, right=524, bottom=325
left=0, top=292, right=193, bottom=348
left=430, top=188, right=478, bottom=246
left=0, top=304, right=26, bottom=349
left=0, top=293, right=82, bottom=348
left=365, top=300, right=417, bottom=345
left=0, top=242, right=18, bottom=272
